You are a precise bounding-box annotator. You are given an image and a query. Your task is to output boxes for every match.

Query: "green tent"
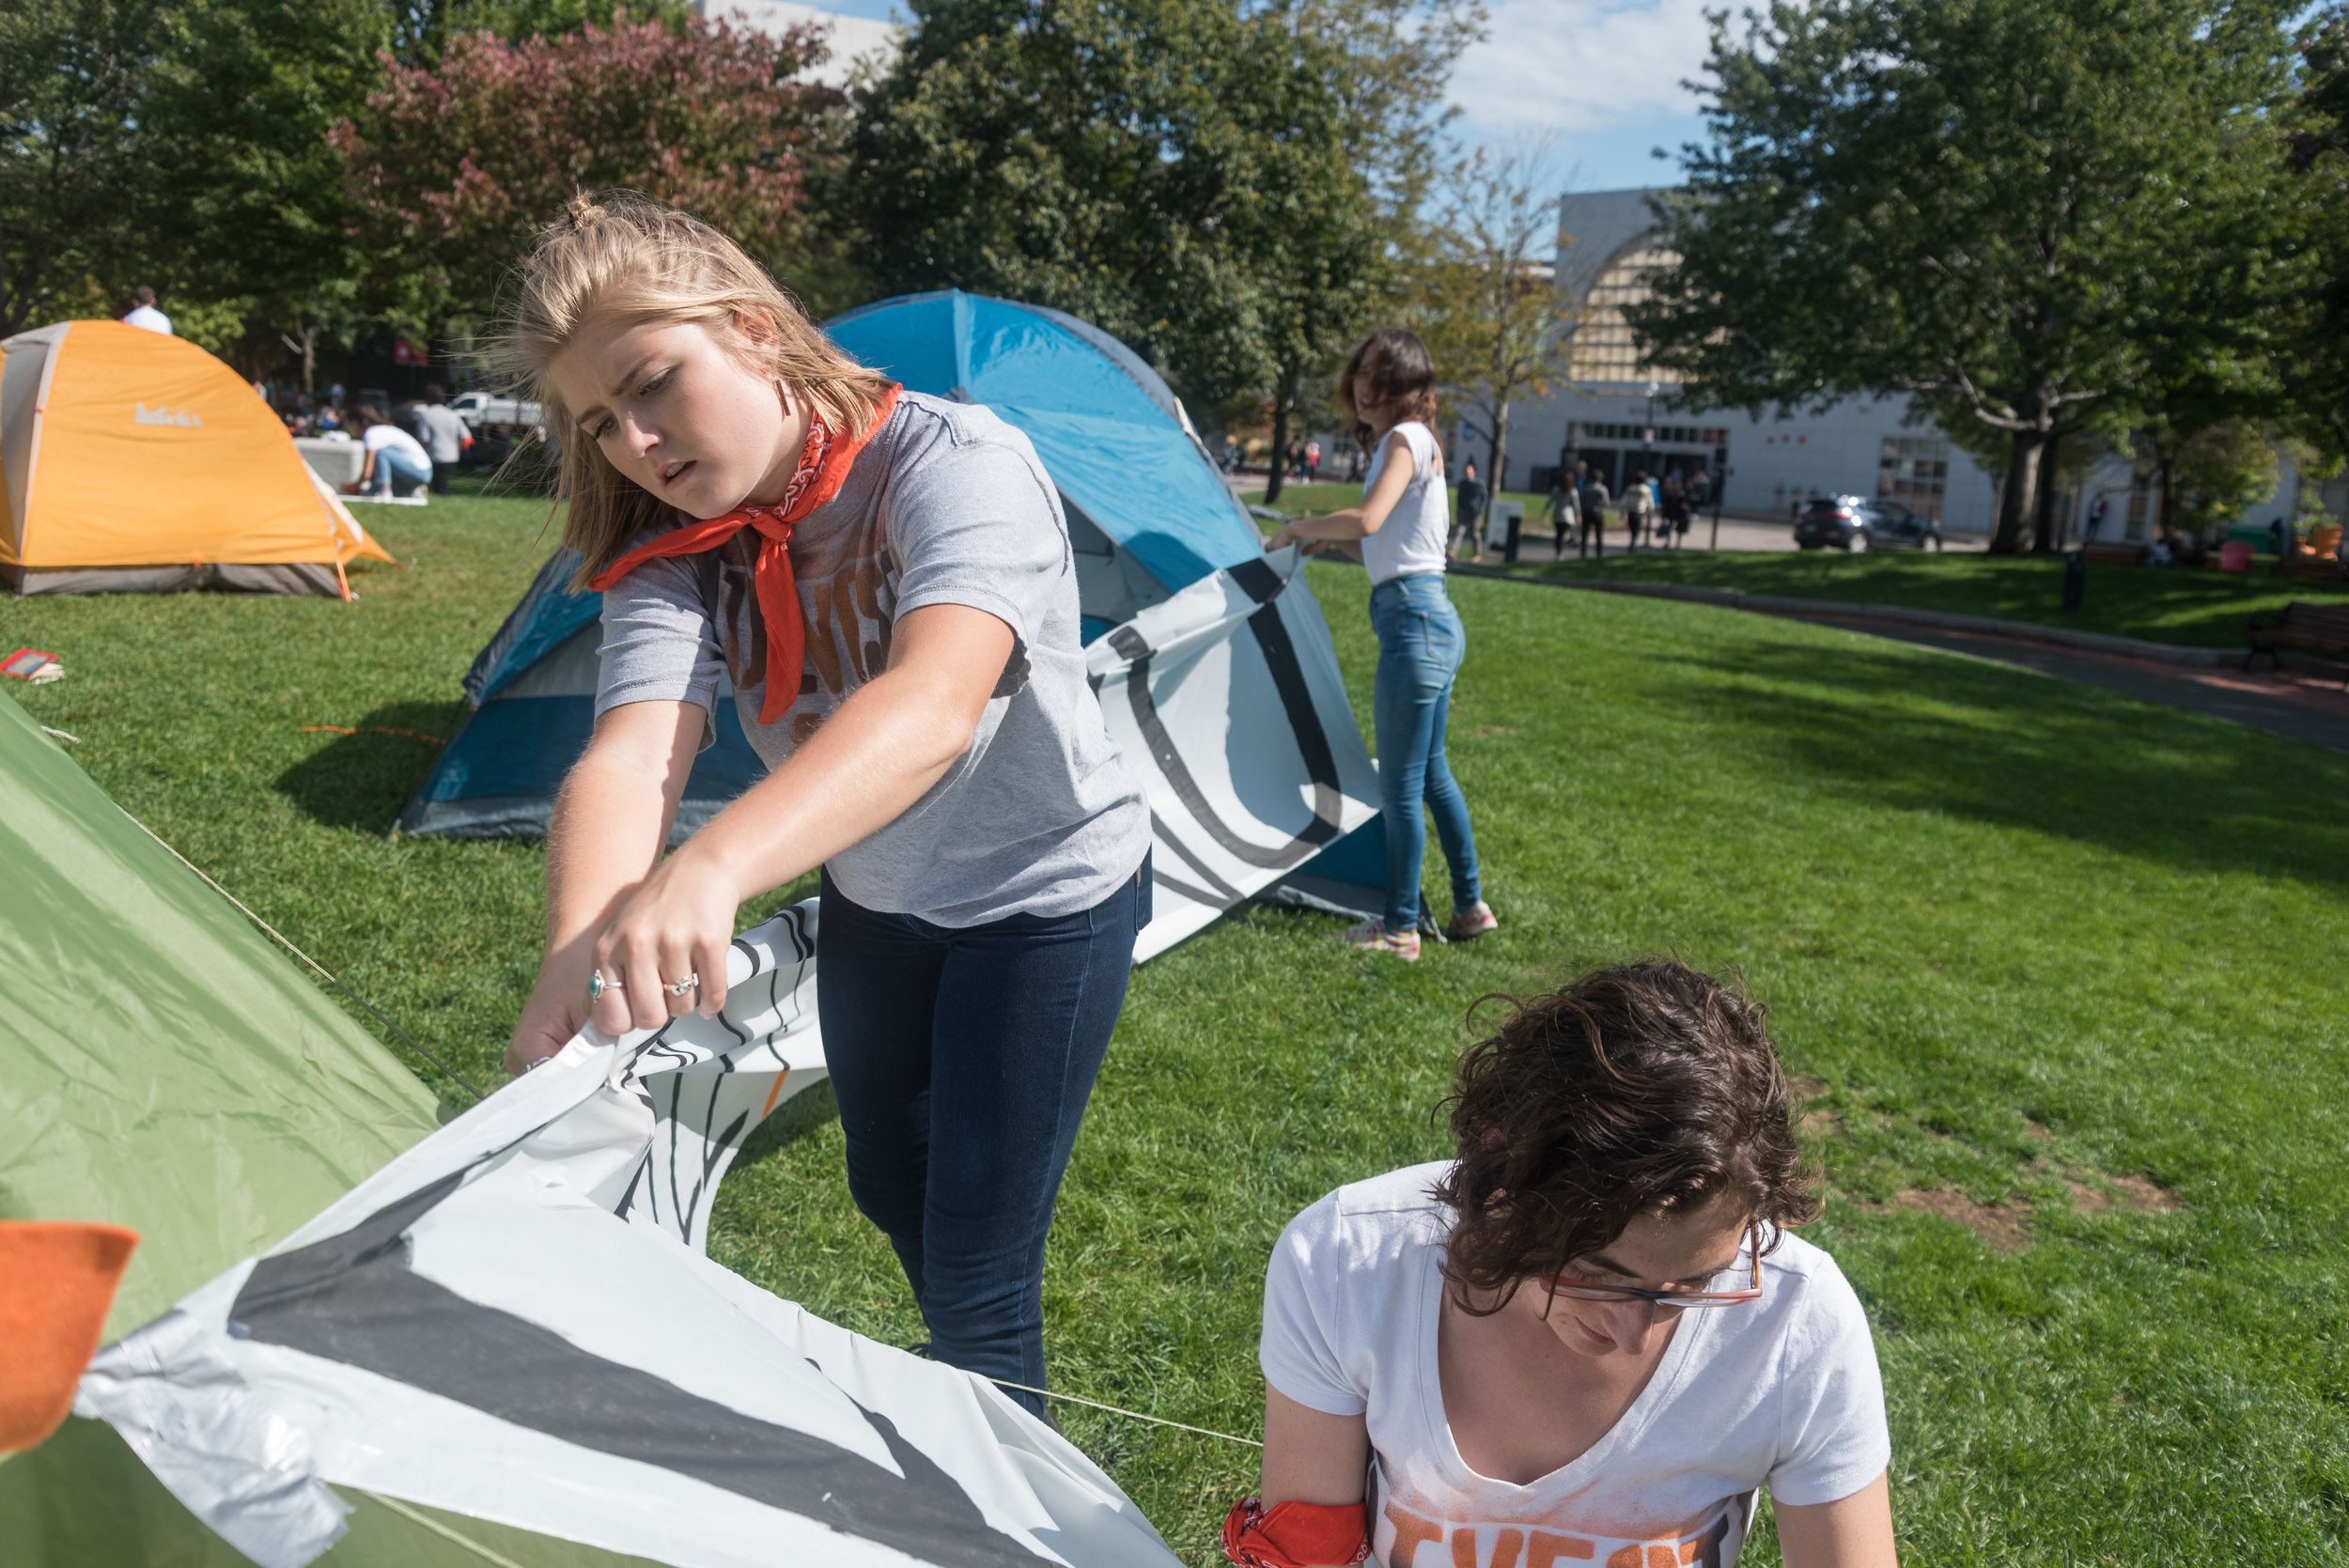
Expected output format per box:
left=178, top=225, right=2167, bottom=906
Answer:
left=0, top=691, right=666, bottom=1566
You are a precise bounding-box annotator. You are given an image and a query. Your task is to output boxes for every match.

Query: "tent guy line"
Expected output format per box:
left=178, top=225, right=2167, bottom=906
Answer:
left=355, top=1493, right=528, bottom=1568
left=118, top=808, right=487, bottom=1102
left=984, top=1379, right=1263, bottom=1448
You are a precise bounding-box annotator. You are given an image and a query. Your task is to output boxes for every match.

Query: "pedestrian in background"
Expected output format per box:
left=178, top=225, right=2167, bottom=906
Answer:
left=1661, top=474, right=1688, bottom=549
left=1454, top=459, right=1487, bottom=560
left=1624, top=469, right=1654, bottom=548
left=412, top=384, right=473, bottom=494
left=121, top=286, right=173, bottom=335
left=1579, top=468, right=1610, bottom=558
left=1307, top=440, right=1322, bottom=482
left=1548, top=474, right=1576, bottom=559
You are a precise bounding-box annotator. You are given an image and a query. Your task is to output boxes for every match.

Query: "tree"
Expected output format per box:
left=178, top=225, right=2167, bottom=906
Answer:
left=2, top=0, right=389, bottom=353
left=381, top=0, right=690, bottom=67
left=2283, top=7, right=2349, bottom=458
left=1249, top=0, right=1475, bottom=505
left=1410, top=144, right=1572, bottom=528
left=1629, top=0, right=2302, bottom=553
left=333, top=11, right=848, bottom=345
left=846, top=0, right=1471, bottom=484
left=2, top=0, right=177, bottom=337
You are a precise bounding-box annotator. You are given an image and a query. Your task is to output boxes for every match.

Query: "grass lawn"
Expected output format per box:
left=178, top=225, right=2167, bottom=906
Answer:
left=1481, top=551, right=2347, bottom=652
left=9, top=486, right=2349, bottom=1563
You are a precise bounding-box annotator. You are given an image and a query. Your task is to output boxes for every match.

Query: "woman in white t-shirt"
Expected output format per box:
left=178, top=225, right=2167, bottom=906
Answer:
left=1227, top=960, right=1897, bottom=1568
left=351, top=403, right=433, bottom=497
left=1264, top=330, right=1492, bottom=960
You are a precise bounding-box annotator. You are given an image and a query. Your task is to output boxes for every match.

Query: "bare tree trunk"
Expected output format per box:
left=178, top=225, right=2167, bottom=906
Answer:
left=1264, top=372, right=1294, bottom=507
left=2155, top=442, right=2179, bottom=545
left=2032, top=430, right=2063, bottom=553
left=1989, top=428, right=2046, bottom=555
left=1483, top=396, right=1510, bottom=536
left=280, top=323, right=319, bottom=396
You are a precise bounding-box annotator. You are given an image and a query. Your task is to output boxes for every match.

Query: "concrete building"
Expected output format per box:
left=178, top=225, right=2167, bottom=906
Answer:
left=1472, top=187, right=2003, bottom=536
left=1485, top=186, right=2349, bottom=544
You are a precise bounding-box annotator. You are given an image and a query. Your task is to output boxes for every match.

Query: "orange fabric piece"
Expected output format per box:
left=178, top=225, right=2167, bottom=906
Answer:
left=586, top=384, right=902, bottom=726
left=0, top=1220, right=139, bottom=1451
left=1223, top=1496, right=1372, bottom=1568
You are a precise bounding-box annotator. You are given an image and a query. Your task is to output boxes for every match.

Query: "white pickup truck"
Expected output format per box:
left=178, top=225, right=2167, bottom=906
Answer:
left=448, top=390, right=545, bottom=431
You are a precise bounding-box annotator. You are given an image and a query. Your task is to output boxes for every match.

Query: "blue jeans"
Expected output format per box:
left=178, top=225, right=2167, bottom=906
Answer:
left=1371, top=574, right=1482, bottom=930
left=373, top=449, right=430, bottom=496
left=817, top=859, right=1147, bottom=1417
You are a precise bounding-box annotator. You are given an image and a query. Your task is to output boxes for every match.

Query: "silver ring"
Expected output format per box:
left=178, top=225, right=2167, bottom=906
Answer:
left=667, top=972, right=699, bottom=997
left=586, top=970, right=623, bottom=1005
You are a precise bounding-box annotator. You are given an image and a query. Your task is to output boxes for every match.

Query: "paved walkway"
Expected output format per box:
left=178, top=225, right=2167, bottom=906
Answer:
left=1770, top=610, right=2349, bottom=754
left=1479, top=511, right=1991, bottom=559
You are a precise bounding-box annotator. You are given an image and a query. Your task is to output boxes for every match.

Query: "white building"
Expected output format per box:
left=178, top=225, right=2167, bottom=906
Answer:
left=1473, top=188, right=2002, bottom=535
left=1486, top=187, right=2349, bottom=544
left=694, top=0, right=902, bottom=86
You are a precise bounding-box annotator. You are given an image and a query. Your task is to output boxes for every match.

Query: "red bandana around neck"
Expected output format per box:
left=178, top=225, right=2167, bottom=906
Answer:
left=588, top=383, right=902, bottom=725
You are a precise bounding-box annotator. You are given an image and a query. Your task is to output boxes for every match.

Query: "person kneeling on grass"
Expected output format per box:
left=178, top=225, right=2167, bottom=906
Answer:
left=350, top=403, right=434, bottom=498
left=1227, top=960, right=1896, bottom=1568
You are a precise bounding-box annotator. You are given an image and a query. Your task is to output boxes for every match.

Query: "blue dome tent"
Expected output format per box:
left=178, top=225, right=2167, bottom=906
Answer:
left=824, top=290, right=1261, bottom=638
left=397, top=547, right=765, bottom=844
left=401, top=291, right=1385, bottom=953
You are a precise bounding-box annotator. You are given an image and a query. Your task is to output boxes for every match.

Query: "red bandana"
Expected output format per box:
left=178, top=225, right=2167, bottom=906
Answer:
left=588, top=383, right=902, bottom=725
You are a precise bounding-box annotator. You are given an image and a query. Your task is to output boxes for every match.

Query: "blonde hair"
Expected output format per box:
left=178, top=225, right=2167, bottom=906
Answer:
left=489, top=192, right=895, bottom=587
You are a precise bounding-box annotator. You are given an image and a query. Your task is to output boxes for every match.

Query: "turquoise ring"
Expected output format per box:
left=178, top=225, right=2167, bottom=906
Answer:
left=585, top=969, right=622, bottom=1007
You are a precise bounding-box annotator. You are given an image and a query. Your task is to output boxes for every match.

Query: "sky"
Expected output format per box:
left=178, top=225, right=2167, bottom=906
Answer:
left=797, top=0, right=1712, bottom=195
left=1444, top=0, right=1712, bottom=193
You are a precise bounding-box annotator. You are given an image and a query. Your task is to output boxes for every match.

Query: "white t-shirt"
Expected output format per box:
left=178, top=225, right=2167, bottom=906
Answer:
left=122, top=305, right=173, bottom=334
left=1261, top=1164, right=1890, bottom=1568
left=364, top=423, right=432, bottom=472
left=1360, top=423, right=1450, bottom=585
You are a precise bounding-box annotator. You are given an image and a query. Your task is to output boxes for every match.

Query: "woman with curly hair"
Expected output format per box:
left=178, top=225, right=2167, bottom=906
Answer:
left=1225, top=961, right=1895, bottom=1568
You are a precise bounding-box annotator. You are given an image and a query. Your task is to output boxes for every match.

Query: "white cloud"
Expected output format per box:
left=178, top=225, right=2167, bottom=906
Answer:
left=1448, top=0, right=1714, bottom=136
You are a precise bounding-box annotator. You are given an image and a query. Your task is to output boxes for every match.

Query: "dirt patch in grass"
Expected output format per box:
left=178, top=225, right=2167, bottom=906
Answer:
left=1789, top=1077, right=1840, bottom=1141
left=1894, top=1188, right=2033, bottom=1252
left=2066, top=1172, right=2179, bottom=1214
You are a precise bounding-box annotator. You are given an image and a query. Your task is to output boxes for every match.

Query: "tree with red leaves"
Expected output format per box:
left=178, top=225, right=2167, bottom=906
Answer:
left=333, top=10, right=847, bottom=340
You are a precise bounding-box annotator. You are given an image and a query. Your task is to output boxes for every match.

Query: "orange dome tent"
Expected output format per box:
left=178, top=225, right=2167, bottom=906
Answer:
left=0, top=321, right=393, bottom=598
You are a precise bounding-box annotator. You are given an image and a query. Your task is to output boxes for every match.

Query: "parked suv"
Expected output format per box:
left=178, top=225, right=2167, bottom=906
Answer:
left=1794, top=496, right=1944, bottom=552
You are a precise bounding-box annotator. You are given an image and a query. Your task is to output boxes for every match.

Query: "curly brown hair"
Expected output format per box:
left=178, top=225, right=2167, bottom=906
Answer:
left=1432, top=959, right=1821, bottom=1313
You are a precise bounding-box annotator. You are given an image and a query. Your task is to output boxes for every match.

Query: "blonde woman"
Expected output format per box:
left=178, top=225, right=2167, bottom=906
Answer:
left=496, top=195, right=1152, bottom=1415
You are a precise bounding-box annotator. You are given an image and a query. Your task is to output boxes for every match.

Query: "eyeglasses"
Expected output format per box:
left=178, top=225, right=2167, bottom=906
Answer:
left=1544, top=1219, right=1765, bottom=1312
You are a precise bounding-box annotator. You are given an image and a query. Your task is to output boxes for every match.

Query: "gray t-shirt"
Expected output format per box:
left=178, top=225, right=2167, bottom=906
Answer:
left=411, top=403, right=469, bottom=463
left=593, top=391, right=1151, bottom=927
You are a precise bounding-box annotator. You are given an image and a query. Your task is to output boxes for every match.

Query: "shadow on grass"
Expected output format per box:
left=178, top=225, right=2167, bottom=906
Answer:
left=275, top=700, right=464, bottom=831
left=1651, top=638, right=2349, bottom=891
left=731, top=1079, right=841, bottom=1172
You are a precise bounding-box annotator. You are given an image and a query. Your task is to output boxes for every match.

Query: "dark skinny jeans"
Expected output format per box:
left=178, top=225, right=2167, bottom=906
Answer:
left=817, top=859, right=1147, bottom=1418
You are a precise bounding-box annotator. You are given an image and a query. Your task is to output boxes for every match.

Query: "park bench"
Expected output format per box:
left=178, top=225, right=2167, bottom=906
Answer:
left=2247, top=600, right=2349, bottom=685
left=2083, top=541, right=2144, bottom=566
left=2277, top=552, right=2348, bottom=582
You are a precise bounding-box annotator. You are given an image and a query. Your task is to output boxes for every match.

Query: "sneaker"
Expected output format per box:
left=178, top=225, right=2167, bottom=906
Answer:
left=1337, top=917, right=1420, bottom=961
left=1444, top=902, right=1499, bottom=942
